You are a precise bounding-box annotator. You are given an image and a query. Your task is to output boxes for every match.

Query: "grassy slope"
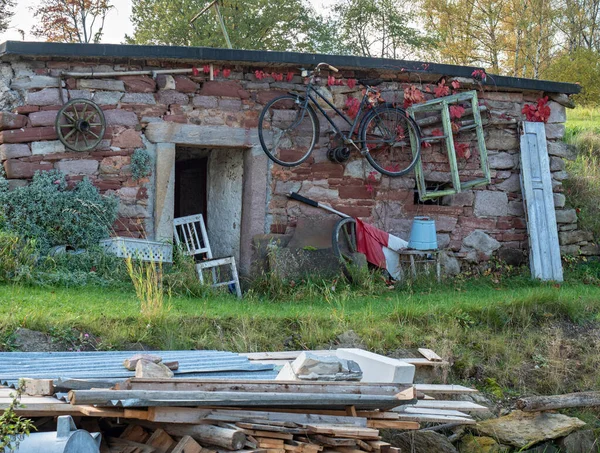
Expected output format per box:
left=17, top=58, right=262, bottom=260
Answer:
left=2, top=271, right=600, bottom=399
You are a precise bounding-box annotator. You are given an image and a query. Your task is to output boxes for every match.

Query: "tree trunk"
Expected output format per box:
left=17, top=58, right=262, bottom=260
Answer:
left=517, top=392, right=600, bottom=411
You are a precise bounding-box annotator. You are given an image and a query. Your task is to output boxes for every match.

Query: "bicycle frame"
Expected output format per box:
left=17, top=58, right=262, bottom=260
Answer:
left=299, top=77, right=377, bottom=146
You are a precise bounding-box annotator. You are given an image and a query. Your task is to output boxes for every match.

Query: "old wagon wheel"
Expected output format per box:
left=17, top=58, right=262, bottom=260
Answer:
left=56, top=98, right=106, bottom=152
left=332, top=217, right=358, bottom=279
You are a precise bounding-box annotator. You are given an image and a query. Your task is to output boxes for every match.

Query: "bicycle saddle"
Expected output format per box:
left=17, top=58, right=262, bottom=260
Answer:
left=358, top=78, right=383, bottom=87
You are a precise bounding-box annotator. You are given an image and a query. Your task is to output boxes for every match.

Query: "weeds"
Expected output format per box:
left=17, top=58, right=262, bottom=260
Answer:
left=125, top=256, right=170, bottom=320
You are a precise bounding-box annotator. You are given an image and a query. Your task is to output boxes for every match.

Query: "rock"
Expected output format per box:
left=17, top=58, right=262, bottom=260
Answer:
left=474, top=410, right=586, bottom=449
left=336, top=330, right=366, bottom=349
left=104, top=109, right=139, bottom=127
left=463, top=230, right=501, bottom=255
left=135, top=359, right=174, bottom=378
left=486, top=128, right=519, bottom=150
left=55, top=159, right=99, bottom=175
left=0, top=126, right=58, bottom=144
left=521, top=442, right=560, bottom=453
left=0, top=143, right=31, bottom=160
left=25, top=88, right=67, bottom=106
left=545, top=123, right=566, bottom=140
left=78, top=79, right=125, bottom=91
left=458, top=435, right=511, bottom=453
left=496, top=173, right=521, bottom=193
left=11, top=75, right=61, bottom=90
left=498, top=246, right=526, bottom=266
left=558, top=429, right=597, bottom=453
left=290, top=351, right=362, bottom=381
left=118, top=75, right=156, bottom=93
left=122, top=93, right=157, bottom=104
left=384, top=430, right=458, bottom=453
left=8, top=179, right=27, bottom=190
left=554, top=193, right=566, bottom=208
left=0, top=112, right=27, bottom=131
left=156, top=90, right=189, bottom=105
left=199, top=81, right=249, bottom=99
left=547, top=101, right=567, bottom=123
left=4, top=160, right=53, bottom=179
left=508, top=200, right=525, bottom=216
left=29, top=110, right=59, bottom=127
left=174, top=75, right=199, bottom=93
left=474, top=191, right=509, bottom=217
left=440, top=251, right=461, bottom=276
left=92, top=91, right=124, bottom=105
left=550, top=156, right=566, bottom=172
left=156, top=74, right=176, bottom=90
left=443, top=191, right=474, bottom=207
left=548, top=141, right=577, bottom=160
left=193, top=95, right=218, bottom=109
left=123, top=353, right=162, bottom=370
left=488, top=152, right=516, bottom=170
left=560, top=230, right=594, bottom=245
left=555, top=209, right=577, bottom=224
left=112, top=129, right=143, bottom=149
left=31, top=140, right=65, bottom=155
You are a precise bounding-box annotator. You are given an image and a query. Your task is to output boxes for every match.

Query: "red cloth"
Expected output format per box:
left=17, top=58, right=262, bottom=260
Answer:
left=355, top=218, right=390, bottom=268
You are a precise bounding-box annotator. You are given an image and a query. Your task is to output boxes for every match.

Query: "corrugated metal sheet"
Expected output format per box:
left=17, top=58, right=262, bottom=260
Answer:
left=0, top=350, right=277, bottom=386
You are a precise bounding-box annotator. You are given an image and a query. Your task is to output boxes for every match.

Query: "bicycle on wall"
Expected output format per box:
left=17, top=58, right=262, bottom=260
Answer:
left=258, top=62, right=422, bottom=177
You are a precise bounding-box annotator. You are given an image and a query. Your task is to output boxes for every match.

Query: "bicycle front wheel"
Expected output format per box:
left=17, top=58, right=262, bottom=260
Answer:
left=360, top=106, right=421, bottom=177
left=258, top=95, right=319, bottom=167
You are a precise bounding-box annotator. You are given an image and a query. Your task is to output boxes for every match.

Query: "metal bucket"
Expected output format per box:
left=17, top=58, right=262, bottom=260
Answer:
left=408, top=217, right=438, bottom=250
left=15, top=415, right=101, bottom=453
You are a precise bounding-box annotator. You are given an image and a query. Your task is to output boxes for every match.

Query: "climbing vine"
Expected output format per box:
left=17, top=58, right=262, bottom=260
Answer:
left=0, top=381, right=35, bottom=452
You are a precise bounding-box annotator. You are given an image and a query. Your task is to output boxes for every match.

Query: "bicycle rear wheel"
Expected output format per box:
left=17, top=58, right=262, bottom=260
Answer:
left=332, top=217, right=358, bottom=279
left=258, top=94, right=319, bottom=167
left=360, top=106, right=421, bottom=177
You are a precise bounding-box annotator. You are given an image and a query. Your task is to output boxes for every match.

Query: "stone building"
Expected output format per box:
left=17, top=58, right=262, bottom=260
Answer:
left=0, top=41, right=590, bottom=276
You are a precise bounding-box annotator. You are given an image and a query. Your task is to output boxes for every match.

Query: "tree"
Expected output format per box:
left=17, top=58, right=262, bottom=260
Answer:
left=543, top=48, right=600, bottom=106
left=0, top=0, right=15, bottom=35
left=127, top=0, right=338, bottom=53
left=32, top=0, right=113, bottom=43
left=332, top=0, right=429, bottom=59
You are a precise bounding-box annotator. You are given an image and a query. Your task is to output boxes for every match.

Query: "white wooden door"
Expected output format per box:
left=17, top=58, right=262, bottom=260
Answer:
left=519, top=122, right=563, bottom=281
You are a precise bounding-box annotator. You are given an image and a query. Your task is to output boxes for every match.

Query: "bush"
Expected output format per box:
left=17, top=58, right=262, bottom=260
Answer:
left=0, top=170, right=118, bottom=253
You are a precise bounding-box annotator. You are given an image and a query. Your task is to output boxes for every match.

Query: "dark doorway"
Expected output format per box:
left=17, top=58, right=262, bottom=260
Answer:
left=174, top=158, right=207, bottom=219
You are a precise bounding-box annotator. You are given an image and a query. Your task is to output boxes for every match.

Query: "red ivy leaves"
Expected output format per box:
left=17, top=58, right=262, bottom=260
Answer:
left=434, top=79, right=450, bottom=98
left=455, top=142, right=471, bottom=159
left=222, top=68, right=231, bottom=78
left=431, top=128, right=444, bottom=136
left=451, top=80, right=460, bottom=90
left=192, top=67, right=200, bottom=76
left=213, top=68, right=220, bottom=77
left=449, top=105, right=465, bottom=120
left=471, top=69, right=487, bottom=81
left=522, top=96, right=552, bottom=123
left=203, top=65, right=210, bottom=74
left=255, top=70, right=266, bottom=80
left=345, top=97, right=361, bottom=119
left=328, top=76, right=345, bottom=86
left=347, top=78, right=357, bottom=89
left=286, top=72, right=294, bottom=82
left=403, top=85, right=425, bottom=108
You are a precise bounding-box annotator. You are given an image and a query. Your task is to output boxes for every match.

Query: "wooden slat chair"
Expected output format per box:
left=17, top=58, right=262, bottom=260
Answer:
left=173, top=214, right=242, bottom=298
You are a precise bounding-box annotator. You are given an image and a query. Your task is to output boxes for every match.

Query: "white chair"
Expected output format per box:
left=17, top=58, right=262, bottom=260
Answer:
left=173, top=214, right=242, bottom=298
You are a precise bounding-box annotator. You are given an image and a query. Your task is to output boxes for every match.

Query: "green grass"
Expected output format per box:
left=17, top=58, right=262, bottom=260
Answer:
left=566, top=106, right=600, bottom=138
left=3, top=266, right=600, bottom=400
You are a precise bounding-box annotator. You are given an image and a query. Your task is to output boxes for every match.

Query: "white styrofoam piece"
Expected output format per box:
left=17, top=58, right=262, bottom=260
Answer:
left=335, top=348, right=415, bottom=384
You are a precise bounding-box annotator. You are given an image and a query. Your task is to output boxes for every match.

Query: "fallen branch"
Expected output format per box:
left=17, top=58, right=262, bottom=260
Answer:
left=517, top=392, right=600, bottom=412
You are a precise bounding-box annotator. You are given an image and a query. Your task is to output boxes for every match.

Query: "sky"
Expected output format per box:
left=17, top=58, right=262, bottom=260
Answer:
left=0, top=0, right=338, bottom=44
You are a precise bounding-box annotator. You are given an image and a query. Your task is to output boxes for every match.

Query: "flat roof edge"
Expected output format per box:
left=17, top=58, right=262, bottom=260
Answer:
left=0, top=41, right=581, bottom=95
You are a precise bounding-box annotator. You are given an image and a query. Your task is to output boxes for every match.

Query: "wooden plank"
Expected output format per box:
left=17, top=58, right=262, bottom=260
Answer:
left=241, top=352, right=448, bottom=367
left=355, top=439, right=373, bottom=451
left=148, top=407, right=211, bottom=424
left=124, top=379, right=410, bottom=397
left=171, top=436, right=202, bottom=453
left=235, top=423, right=307, bottom=434
left=310, top=435, right=356, bottom=447
left=22, top=379, right=54, bottom=396
left=417, top=349, right=442, bottom=362
left=366, top=441, right=390, bottom=451
left=305, top=425, right=380, bottom=439
left=210, top=409, right=368, bottom=427
left=396, top=413, right=475, bottom=425
left=108, top=437, right=155, bottom=453
left=365, top=420, right=420, bottom=430
left=78, top=406, right=126, bottom=417
left=520, top=121, right=563, bottom=281
left=120, top=424, right=150, bottom=443
left=395, top=407, right=470, bottom=418
left=145, top=428, right=175, bottom=453
left=67, top=389, right=403, bottom=410
left=409, top=400, right=488, bottom=412
left=413, top=384, right=477, bottom=394
left=124, top=409, right=150, bottom=420
left=241, top=430, right=294, bottom=440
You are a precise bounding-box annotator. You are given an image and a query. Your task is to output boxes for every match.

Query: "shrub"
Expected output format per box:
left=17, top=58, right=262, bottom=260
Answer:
left=0, top=170, right=118, bottom=253
left=131, top=148, right=152, bottom=181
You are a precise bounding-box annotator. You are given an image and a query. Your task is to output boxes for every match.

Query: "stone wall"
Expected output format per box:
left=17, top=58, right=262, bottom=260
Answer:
left=0, top=55, right=594, bottom=274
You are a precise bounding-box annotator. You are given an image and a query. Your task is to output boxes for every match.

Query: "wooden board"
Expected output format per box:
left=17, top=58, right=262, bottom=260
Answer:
left=417, top=349, right=442, bottom=362
left=240, top=352, right=449, bottom=367
left=413, top=384, right=476, bottom=394
left=408, top=400, right=488, bottom=412
left=520, top=121, right=563, bottom=281
left=171, top=435, right=202, bottom=453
